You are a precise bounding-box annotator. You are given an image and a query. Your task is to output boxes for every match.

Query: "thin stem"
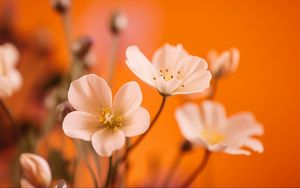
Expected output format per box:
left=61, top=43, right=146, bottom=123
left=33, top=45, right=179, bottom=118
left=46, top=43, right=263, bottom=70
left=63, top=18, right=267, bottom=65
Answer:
left=104, top=156, right=113, bottom=188
left=162, top=151, right=184, bottom=187
left=75, top=140, right=99, bottom=188
left=107, top=35, right=119, bottom=86
left=180, top=149, right=211, bottom=187
left=92, top=149, right=102, bottom=187
left=0, top=100, right=21, bottom=140
left=121, top=96, right=167, bottom=162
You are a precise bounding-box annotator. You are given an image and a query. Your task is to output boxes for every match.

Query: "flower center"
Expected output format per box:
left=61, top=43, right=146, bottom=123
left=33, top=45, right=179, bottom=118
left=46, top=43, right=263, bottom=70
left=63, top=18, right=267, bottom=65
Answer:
left=98, top=107, right=124, bottom=130
left=152, top=69, right=185, bottom=87
left=201, top=129, right=224, bottom=145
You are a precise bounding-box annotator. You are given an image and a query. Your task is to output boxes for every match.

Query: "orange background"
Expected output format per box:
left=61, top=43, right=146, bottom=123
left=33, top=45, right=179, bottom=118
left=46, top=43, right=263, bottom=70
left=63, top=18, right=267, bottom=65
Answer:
left=1, top=0, right=300, bottom=187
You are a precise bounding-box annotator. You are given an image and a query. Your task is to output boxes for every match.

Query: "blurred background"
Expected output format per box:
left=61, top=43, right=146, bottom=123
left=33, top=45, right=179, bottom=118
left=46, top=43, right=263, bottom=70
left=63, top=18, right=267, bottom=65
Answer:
left=0, top=0, right=299, bottom=187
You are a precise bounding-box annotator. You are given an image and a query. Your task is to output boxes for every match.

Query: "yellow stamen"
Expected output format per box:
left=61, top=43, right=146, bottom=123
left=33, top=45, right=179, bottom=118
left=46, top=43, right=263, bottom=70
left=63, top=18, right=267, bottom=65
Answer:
left=201, top=129, right=224, bottom=145
left=98, top=107, right=124, bottom=129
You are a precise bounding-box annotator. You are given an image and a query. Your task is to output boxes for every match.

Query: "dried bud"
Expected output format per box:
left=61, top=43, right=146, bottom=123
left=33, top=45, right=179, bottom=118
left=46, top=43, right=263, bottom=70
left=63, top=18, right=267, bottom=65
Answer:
left=72, top=37, right=93, bottom=59
left=50, top=0, right=71, bottom=14
left=208, top=48, right=240, bottom=78
left=20, top=153, right=52, bottom=188
left=56, top=101, right=75, bottom=124
left=110, top=12, right=128, bottom=35
left=180, top=140, right=192, bottom=152
left=55, top=179, right=67, bottom=188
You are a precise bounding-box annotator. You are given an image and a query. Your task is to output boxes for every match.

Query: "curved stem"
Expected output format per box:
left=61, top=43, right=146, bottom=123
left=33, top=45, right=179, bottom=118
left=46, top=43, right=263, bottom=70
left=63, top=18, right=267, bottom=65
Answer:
left=121, top=96, right=167, bottom=162
left=0, top=100, right=20, bottom=140
left=162, top=151, right=184, bottom=187
left=180, top=149, right=211, bottom=187
left=107, top=35, right=119, bottom=86
left=104, top=156, right=113, bottom=188
left=208, top=78, right=219, bottom=100
left=75, top=140, right=99, bottom=188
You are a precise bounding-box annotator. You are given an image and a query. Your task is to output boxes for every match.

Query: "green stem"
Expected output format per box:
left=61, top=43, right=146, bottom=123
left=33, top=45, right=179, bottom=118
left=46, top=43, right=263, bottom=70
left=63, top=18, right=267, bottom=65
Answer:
left=104, top=156, right=113, bottom=188
left=180, top=150, right=211, bottom=187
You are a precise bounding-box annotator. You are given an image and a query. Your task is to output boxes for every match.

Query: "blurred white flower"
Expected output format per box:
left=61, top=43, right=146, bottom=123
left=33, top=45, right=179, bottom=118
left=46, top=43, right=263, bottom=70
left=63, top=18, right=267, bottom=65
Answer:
left=63, top=74, right=150, bottom=156
left=126, top=44, right=211, bottom=96
left=207, top=48, right=240, bottom=78
left=175, top=100, right=264, bottom=155
left=20, top=153, right=52, bottom=188
left=0, top=43, right=22, bottom=98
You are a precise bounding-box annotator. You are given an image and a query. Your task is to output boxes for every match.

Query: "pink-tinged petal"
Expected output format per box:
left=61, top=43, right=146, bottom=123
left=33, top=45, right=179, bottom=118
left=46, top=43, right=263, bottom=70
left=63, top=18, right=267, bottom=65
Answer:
left=68, top=74, right=112, bottom=116
left=126, top=46, right=156, bottom=87
left=91, top=128, right=125, bottom=156
left=0, top=78, right=13, bottom=98
left=210, top=51, right=230, bottom=75
left=242, top=138, right=264, bottom=153
left=229, top=48, right=240, bottom=73
left=21, top=178, right=34, bottom=188
left=179, top=56, right=208, bottom=80
left=120, top=107, right=150, bottom=137
left=175, top=103, right=204, bottom=144
left=224, top=148, right=251, bottom=156
left=20, top=153, right=52, bottom=188
left=172, top=71, right=211, bottom=95
left=201, top=100, right=227, bottom=131
left=63, top=111, right=101, bottom=141
left=225, top=112, right=264, bottom=142
left=113, top=81, right=142, bottom=116
left=155, top=76, right=182, bottom=95
left=152, top=44, right=188, bottom=71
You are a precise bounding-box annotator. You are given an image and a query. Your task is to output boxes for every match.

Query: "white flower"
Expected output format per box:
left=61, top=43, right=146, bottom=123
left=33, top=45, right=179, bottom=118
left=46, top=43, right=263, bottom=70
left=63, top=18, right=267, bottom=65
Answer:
left=126, top=44, right=211, bottom=96
left=20, top=153, right=52, bottom=188
left=207, top=48, right=240, bottom=78
left=63, top=74, right=150, bottom=156
left=175, top=100, right=264, bottom=155
left=0, top=43, right=22, bottom=98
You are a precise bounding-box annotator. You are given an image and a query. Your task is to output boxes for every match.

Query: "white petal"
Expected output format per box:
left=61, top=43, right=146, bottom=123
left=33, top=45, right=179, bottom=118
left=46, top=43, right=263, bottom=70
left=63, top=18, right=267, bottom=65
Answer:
left=63, top=111, right=101, bottom=141
left=1, top=43, right=19, bottom=68
left=7, top=69, right=22, bottom=91
left=243, top=138, right=264, bottom=153
left=68, top=74, right=112, bottom=116
left=120, top=107, right=150, bottom=137
left=0, top=77, right=13, bottom=98
left=155, top=76, right=182, bottom=95
left=201, top=100, right=227, bottom=131
left=152, top=44, right=188, bottom=71
left=172, top=71, right=211, bottom=95
left=207, top=143, right=227, bottom=152
left=225, top=112, right=264, bottom=142
left=126, top=46, right=156, bottom=87
left=224, top=148, right=251, bottom=156
left=91, top=128, right=125, bottom=156
left=175, top=103, right=205, bottom=145
left=113, top=81, right=142, bottom=116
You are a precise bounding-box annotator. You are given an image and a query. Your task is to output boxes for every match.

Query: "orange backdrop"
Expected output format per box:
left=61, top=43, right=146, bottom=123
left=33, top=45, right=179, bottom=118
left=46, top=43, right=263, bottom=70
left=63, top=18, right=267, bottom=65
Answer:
left=1, top=0, right=300, bottom=187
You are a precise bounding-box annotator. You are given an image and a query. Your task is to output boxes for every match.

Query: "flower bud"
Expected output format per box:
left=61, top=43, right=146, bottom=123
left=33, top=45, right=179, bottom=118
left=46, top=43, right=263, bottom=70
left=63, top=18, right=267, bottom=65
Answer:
left=72, top=37, right=93, bottom=59
left=110, top=12, right=128, bottom=35
left=50, top=0, right=71, bottom=14
left=208, top=48, right=240, bottom=78
left=56, top=101, right=75, bottom=124
left=180, top=140, right=192, bottom=152
left=20, top=153, right=52, bottom=188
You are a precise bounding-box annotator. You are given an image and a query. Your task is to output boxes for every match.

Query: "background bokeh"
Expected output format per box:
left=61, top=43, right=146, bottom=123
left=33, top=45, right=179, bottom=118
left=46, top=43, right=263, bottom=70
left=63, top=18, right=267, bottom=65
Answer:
left=0, top=0, right=300, bottom=187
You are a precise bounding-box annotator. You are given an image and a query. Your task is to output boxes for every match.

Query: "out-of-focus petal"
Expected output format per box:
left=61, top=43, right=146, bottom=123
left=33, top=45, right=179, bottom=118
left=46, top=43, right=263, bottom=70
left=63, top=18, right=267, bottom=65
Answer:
left=201, top=101, right=227, bottom=131
left=8, top=69, right=22, bottom=91
left=91, top=128, right=125, bottom=156
left=126, top=46, right=156, bottom=87
left=224, top=148, right=251, bottom=156
left=175, top=103, right=205, bottom=145
left=63, top=111, right=101, bottom=141
left=1, top=43, right=19, bottom=68
left=120, top=107, right=150, bottom=137
left=113, top=81, right=142, bottom=116
left=68, top=74, right=112, bottom=116
left=243, top=138, right=264, bottom=153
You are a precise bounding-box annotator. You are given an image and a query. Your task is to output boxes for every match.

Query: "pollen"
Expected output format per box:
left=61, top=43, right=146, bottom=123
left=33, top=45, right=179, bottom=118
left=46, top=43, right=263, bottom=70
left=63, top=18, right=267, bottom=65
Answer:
left=98, top=107, right=124, bottom=129
left=159, top=68, right=175, bottom=81
left=201, top=129, right=224, bottom=145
